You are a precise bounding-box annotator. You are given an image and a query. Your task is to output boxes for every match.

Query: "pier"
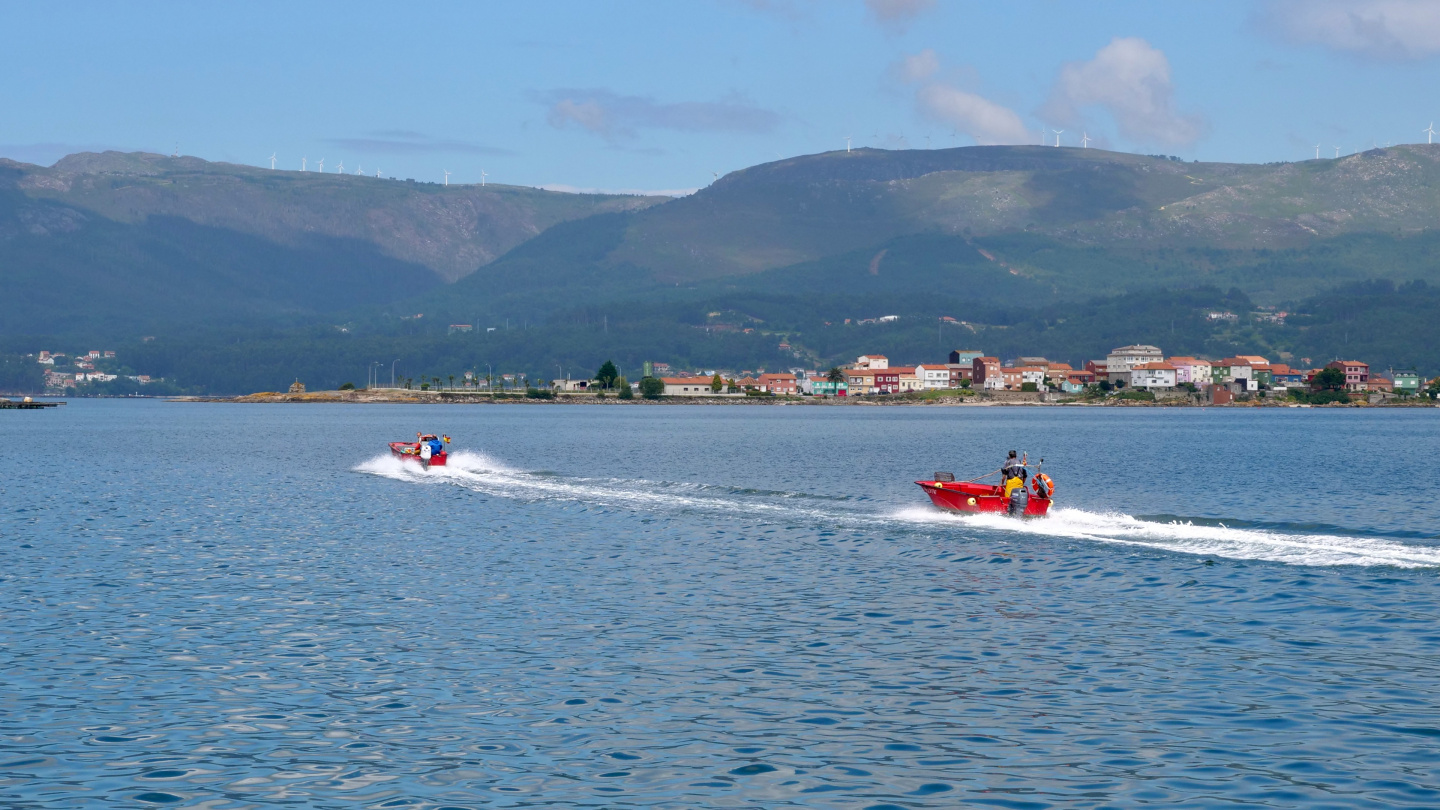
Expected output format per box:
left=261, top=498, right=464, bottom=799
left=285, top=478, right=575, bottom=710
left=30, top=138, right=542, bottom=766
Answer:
left=0, top=399, right=62, bottom=409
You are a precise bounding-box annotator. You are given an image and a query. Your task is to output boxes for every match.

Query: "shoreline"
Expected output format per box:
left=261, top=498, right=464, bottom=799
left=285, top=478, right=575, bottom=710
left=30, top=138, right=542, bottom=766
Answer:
left=170, top=390, right=1437, bottom=408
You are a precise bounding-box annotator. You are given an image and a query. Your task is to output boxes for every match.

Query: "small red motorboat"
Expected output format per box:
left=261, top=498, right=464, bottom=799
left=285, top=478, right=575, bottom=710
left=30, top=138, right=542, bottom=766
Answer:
left=390, top=434, right=449, bottom=467
left=916, top=471, right=1053, bottom=517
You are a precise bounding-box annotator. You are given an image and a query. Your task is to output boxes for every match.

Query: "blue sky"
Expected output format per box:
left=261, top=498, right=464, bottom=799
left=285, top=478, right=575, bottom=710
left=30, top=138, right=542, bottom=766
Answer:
left=4, top=0, right=1440, bottom=193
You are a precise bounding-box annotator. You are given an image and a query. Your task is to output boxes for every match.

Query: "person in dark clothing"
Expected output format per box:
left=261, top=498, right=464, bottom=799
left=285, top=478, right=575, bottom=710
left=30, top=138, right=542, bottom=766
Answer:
left=1001, top=451, right=1027, bottom=497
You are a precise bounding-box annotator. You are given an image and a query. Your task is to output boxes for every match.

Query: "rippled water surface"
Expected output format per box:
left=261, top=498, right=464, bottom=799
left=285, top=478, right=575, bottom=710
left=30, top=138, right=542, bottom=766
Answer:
left=4, top=401, right=1440, bottom=808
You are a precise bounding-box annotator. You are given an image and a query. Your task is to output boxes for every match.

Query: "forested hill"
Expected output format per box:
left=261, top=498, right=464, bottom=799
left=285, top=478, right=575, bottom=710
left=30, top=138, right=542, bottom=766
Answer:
left=0, top=152, right=665, bottom=334
left=562, top=143, right=1440, bottom=287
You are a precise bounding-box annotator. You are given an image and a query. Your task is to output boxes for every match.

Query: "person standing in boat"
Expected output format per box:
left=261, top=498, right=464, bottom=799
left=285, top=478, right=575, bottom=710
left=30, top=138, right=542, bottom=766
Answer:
left=1002, top=451, right=1028, bottom=497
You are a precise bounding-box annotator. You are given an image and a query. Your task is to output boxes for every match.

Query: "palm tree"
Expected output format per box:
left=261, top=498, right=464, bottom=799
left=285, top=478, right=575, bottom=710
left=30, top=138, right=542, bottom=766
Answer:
left=827, top=366, right=846, bottom=383
left=448, top=374, right=455, bottom=390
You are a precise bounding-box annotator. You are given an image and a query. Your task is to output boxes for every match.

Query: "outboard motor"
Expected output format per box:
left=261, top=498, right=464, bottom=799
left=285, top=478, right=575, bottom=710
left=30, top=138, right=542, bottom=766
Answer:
left=1008, top=483, right=1029, bottom=517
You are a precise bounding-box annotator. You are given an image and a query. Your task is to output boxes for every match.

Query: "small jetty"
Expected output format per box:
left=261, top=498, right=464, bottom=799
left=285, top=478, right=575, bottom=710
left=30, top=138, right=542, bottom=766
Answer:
left=0, top=398, right=62, bottom=409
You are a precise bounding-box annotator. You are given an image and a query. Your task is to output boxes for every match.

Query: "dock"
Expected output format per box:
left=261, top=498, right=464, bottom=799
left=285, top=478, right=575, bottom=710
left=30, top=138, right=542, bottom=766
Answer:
left=0, top=399, right=63, bottom=409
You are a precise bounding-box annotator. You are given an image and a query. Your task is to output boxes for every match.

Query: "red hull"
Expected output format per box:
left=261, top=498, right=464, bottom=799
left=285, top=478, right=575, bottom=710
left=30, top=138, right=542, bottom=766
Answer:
left=389, top=442, right=447, bottom=467
left=916, top=480, right=1050, bottom=517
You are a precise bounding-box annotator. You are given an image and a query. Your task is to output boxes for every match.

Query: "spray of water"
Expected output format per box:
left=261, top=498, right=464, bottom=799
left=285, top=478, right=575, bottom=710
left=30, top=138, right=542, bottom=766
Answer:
left=357, top=453, right=1440, bottom=569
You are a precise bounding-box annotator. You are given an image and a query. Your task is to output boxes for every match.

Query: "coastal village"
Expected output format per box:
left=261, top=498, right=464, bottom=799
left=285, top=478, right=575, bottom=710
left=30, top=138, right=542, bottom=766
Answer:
left=603, top=345, right=1434, bottom=404
left=13, top=343, right=1439, bottom=405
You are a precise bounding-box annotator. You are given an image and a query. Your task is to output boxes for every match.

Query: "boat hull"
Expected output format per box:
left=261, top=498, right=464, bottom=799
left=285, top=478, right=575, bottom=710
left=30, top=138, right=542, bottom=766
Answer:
left=389, top=442, right=447, bottom=467
left=916, top=480, right=1050, bottom=517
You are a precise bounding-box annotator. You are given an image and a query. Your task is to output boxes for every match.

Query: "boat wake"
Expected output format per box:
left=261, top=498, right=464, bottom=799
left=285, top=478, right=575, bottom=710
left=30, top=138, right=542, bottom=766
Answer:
left=356, top=453, right=1440, bottom=569
left=891, top=506, right=1440, bottom=569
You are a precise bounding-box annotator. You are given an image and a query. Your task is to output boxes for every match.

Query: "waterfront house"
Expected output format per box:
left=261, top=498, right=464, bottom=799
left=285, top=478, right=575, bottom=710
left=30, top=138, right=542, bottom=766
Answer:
left=973, top=357, right=1003, bottom=390
left=856, top=355, right=889, bottom=370
left=808, top=379, right=848, bottom=396
left=948, top=349, right=984, bottom=367
left=1105, top=345, right=1163, bottom=381
left=1370, top=376, right=1393, bottom=393
left=757, top=373, right=797, bottom=394
left=947, top=363, right=973, bottom=387
left=1001, top=367, right=1047, bottom=390
left=846, top=370, right=876, bottom=395
left=1129, top=362, right=1177, bottom=390
left=916, top=363, right=952, bottom=389
left=893, top=366, right=924, bottom=392
left=661, top=377, right=721, bottom=396
left=1324, top=360, right=1370, bottom=392
left=1166, top=356, right=1211, bottom=386
left=1394, top=371, right=1421, bottom=395
left=872, top=369, right=901, bottom=394
left=1086, top=360, right=1108, bottom=380
left=1268, top=364, right=1304, bottom=389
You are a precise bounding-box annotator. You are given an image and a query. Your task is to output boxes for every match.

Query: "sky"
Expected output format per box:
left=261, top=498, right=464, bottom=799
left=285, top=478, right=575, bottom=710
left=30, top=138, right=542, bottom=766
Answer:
left=4, top=0, right=1440, bottom=194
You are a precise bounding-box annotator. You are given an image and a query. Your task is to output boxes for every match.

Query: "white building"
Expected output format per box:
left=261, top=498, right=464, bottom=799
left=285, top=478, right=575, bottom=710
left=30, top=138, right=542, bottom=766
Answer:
left=661, top=377, right=725, bottom=396
left=856, top=354, right=889, bottom=370
left=1129, top=362, right=1177, bottom=389
left=915, top=363, right=952, bottom=390
left=1106, top=345, right=1164, bottom=376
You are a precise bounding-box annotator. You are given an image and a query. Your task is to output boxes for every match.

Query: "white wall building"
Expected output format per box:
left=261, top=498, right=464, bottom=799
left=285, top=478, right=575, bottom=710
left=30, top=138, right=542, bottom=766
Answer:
left=915, top=363, right=952, bottom=389
left=856, top=355, right=889, bottom=370
left=1129, top=362, right=1177, bottom=389
left=1105, top=345, right=1164, bottom=375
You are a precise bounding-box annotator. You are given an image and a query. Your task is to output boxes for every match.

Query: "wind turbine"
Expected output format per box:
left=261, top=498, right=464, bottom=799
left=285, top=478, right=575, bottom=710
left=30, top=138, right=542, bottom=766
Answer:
left=443, top=169, right=451, bottom=186
left=1315, top=143, right=1321, bottom=159
left=1334, top=146, right=1340, bottom=158
left=269, top=152, right=277, bottom=170
left=336, top=160, right=344, bottom=174
left=375, top=168, right=382, bottom=178
left=480, top=169, right=487, bottom=186
left=1080, top=132, right=1091, bottom=148
left=355, top=165, right=363, bottom=175
left=302, top=156, right=307, bottom=171
left=1426, top=122, right=1437, bottom=144
left=1053, top=129, right=1064, bottom=147
left=844, top=135, right=852, bottom=153
left=317, top=157, right=325, bottom=172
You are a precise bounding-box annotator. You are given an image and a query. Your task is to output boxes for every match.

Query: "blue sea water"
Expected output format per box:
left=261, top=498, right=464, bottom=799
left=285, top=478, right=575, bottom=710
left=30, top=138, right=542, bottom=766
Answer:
left=3, top=400, right=1440, bottom=808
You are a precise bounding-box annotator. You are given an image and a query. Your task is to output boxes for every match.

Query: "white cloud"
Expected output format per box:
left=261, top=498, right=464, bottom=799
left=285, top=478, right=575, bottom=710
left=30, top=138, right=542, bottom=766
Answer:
left=895, top=52, right=1030, bottom=145
left=1261, top=0, right=1440, bottom=60
left=865, top=0, right=935, bottom=28
left=895, top=49, right=940, bottom=82
left=1044, top=37, right=1205, bottom=147
left=915, top=85, right=1030, bottom=145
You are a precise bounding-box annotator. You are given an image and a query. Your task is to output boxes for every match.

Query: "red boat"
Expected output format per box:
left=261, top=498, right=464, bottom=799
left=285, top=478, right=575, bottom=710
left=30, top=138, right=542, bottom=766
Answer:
left=390, top=434, right=449, bottom=467
left=916, top=474, right=1053, bottom=517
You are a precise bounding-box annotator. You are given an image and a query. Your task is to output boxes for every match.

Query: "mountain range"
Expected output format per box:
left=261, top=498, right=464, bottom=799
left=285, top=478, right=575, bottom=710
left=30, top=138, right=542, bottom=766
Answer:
left=3, top=145, right=1440, bottom=390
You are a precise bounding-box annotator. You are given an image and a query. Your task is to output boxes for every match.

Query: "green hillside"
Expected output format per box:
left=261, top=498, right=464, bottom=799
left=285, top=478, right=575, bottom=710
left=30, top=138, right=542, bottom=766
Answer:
left=7, top=151, right=665, bottom=281
left=8, top=144, right=1440, bottom=391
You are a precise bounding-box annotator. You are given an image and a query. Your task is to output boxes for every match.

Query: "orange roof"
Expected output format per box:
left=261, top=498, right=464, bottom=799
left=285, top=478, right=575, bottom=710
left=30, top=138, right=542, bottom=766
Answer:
left=660, top=377, right=714, bottom=385
left=1047, top=362, right=1073, bottom=371
left=758, top=373, right=796, bottom=381
left=976, top=356, right=999, bottom=363
left=1166, top=356, right=1202, bottom=364
left=889, top=366, right=916, bottom=375
left=1132, top=362, right=1176, bottom=370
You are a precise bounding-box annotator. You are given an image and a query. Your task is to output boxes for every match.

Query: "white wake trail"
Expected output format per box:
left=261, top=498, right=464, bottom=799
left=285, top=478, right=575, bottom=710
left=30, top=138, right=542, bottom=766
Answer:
left=357, top=453, right=1440, bottom=569
left=892, top=506, right=1440, bottom=568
